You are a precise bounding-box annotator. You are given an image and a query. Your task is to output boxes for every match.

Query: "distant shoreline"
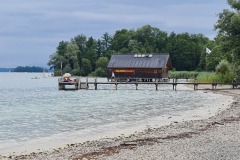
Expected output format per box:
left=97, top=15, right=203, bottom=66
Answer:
left=0, top=68, right=14, bottom=72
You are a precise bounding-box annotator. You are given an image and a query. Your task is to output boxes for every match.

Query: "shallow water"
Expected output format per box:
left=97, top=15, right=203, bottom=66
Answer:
left=0, top=72, right=233, bottom=153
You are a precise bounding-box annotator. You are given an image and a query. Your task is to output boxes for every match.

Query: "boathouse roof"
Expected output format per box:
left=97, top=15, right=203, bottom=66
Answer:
left=107, top=54, right=171, bottom=69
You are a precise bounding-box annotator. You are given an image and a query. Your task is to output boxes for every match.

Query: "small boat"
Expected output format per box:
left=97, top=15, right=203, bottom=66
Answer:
left=31, top=77, right=40, bottom=79
left=43, top=72, right=49, bottom=78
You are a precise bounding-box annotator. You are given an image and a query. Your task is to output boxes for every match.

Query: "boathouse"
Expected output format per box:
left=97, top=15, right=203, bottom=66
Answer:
left=107, top=54, right=172, bottom=81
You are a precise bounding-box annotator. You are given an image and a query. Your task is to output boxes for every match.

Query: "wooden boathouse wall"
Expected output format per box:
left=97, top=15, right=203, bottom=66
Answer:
left=107, top=54, right=172, bottom=81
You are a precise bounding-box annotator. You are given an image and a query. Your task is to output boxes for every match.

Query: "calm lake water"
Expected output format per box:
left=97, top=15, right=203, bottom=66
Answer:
left=0, top=72, right=233, bottom=153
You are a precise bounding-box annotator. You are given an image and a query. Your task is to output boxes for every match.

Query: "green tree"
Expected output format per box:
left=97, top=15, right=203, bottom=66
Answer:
left=216, top=59, right=230, bottom=75
left=135, top=25, right=167, bottom=53
left=128, top=40, right=143, bottom=53
left=215, top=0, right=240, bottom=80
left=101, top=32, right=112, bottom=57
left=198, top=38, right=217, bottom=71
left=48, top=25, right=215, bottom=76
left=66, top=43, right=80, bottom=75
left=48, top=41, right=69, bottom=75
left=96, top=57, right=109, bottom=69
left=92, top=57, right=109, bottom=77
left=206, top=45, right=227, bottom=71
left=71, top=34, right=88, bottom=68
left=111, top=29, right=133, bottom=52
left=85, top=37, right=98, bottom=70
left=96, top=39, right=103, bottom=58
left=71, top=34, right=87, bottom=54
left=81, top=58, right=92, bottom=76
left=167, top=33, right=210, bottom=71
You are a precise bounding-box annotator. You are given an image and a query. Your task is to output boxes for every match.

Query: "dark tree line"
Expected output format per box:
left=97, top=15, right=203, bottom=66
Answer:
left=14, top=66, right=45, bottom=72
left=48, top=0, right=240, bottom=80
left=48, top=25, right=213, bottom=76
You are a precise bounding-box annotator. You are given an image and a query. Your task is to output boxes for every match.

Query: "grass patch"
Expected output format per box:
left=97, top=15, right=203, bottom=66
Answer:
left=169, top=71, right=200, bottom=79
left=169, top=71, right=234, bottom=83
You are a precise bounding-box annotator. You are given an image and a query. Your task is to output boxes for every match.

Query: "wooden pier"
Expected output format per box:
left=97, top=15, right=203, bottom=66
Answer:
left=58, top=77, right=80, bottom=90
left=58, top=78, right=239, bottom=91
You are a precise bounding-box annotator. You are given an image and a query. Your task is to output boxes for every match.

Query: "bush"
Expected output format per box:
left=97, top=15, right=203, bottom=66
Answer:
left=91, top=67, right=107, bottom=77
left=54, top=70, right=62, bottom=76
left=197, top=71, right=234, bottom=83
left=169, top=71, right=199, bottom=79
left=235, top=65, right=240, bottom=81
left=70, top=69, right=81, bottom=76
left=216, top=59, right=230, bottom=75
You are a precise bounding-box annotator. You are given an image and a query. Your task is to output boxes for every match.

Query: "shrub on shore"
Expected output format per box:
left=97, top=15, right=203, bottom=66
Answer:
left=169, top=71, right=234, bottom=83
left=169, top=71, right=199, bottom=79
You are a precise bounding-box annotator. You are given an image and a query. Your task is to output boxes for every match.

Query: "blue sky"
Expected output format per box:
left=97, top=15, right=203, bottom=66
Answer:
left=0, top=0, right=229, bottom=68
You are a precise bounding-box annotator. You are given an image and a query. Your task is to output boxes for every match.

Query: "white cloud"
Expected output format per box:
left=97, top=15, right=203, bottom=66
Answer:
left=0, top=0, right=229, bottom=67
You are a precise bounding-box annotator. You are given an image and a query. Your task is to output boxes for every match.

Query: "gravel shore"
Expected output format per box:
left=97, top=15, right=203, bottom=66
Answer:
left=0, top=87, right=239, bottom=160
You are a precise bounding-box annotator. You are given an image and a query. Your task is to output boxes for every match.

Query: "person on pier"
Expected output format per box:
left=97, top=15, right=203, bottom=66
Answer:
left=111, top=72, right=115, bottom=82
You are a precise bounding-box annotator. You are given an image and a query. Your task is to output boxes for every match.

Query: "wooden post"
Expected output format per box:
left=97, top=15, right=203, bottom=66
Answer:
left=94, top=78, right=97, bottom=90
left=172, top=79, right=175, bottom=90
left=78, top=78, right=80, bottom=90
left=212, top=80, right=217, bottom=90
left=135, top=82, right=138, bottom=90
left=155, top=83, right=158, bottom=90
left=115, top=79, right=118, bottom=90
left=194, top=79, right=198, bottom=90
left=193, top=79, right=195, bottom=90
left=86, top=77, right=89, bottom=90
left=174, top=78, right=177, bottom=91
left=232, top=79, right=237, bottom=89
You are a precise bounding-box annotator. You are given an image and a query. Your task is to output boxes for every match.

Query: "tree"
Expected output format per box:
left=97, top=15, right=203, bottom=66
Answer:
left=93, top=57, right=109, bottom=77
left=216, top=59, right=230, bottom=75
left=111, top=29, right=133, bottom=52
left=48, top=25, right=214, bottom=75
left=71, top=34, right=87, bottom=54
left=14, top=66, right=44, bottom=72
left=66, top=43, right=80, bottom=75
left=81, top=58, right=92, bottom=76
left=96, top=57, right=109, bottom=69
left=215, top=0, right=240, bottom=80
left=48, top=41, right=69, bottom=75
left=135, top=25, right=167, bottom=53
left=96, top=39, right=103, bottom=58
left=85, top=37, right=98, bottom=70
left=101, top=32, right=112, bottom=57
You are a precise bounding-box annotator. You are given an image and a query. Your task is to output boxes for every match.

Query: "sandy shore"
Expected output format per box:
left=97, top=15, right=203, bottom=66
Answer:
left=0, top=86, right=239, bottom=160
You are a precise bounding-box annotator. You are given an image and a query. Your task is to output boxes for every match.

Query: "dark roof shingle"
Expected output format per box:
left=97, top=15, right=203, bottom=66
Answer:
left=107, top=54, right=170, bottom=69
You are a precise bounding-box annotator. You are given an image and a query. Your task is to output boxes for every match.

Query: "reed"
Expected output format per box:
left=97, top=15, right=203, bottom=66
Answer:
left=169, top=71, right=234, bottom=83
left=169, top=71, right=199, bottom=79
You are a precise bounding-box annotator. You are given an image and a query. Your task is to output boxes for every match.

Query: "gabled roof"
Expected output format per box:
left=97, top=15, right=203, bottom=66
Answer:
left=107, top=54, right=171, bottom=69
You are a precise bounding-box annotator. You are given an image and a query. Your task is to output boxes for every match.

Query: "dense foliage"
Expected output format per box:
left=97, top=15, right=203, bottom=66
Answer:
left=214, top=0, right=240, bottom=80
left=0, top=68, right=14, bottom=72
left=14, top=66, right=45, bottom=72
left=48, top=25, right=212, bottom=76
left=169, top=71, right=199, bottom=79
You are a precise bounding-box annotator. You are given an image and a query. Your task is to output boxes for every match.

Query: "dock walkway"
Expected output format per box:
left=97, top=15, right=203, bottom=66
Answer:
left=58, top=78, right=239, bottom=91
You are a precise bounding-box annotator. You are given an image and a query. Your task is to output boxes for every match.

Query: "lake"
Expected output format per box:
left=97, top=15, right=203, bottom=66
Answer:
left=0, top=72, right=233, bottom=154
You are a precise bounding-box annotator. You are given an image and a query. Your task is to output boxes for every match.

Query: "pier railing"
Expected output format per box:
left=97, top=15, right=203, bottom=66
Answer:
left=58, top=78, right=239, bottom=91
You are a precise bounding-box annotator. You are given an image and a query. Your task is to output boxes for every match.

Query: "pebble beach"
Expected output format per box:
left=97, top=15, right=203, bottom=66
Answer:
left=0, top=86, right=239, bottom=160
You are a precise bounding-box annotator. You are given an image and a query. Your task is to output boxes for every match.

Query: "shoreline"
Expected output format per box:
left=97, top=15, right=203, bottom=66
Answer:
left=0, top=86, right=239, bottom=159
